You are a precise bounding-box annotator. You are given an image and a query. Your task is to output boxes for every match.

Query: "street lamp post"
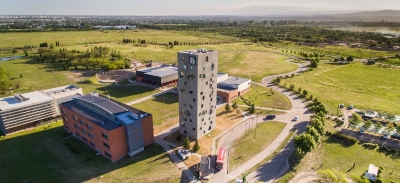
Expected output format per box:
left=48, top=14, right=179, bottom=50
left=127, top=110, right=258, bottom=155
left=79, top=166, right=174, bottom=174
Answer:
left=254, top=112, right=260, bottom=138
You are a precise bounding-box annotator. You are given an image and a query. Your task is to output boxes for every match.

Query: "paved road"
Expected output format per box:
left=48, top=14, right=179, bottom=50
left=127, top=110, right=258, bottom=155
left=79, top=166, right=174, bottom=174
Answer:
left=209, top=60, right=311, bottom=183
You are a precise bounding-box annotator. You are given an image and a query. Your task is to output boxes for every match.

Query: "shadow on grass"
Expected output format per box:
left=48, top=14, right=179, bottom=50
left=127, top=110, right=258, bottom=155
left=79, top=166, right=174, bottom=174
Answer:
left=324, top=135, right=356, bottom=148
left=0, top=126, right=179, bottom=183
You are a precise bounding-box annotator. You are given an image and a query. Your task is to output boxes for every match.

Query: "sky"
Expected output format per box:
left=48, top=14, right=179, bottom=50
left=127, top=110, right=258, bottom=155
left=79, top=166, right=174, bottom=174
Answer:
left=1, top=0, right=400, bottom=16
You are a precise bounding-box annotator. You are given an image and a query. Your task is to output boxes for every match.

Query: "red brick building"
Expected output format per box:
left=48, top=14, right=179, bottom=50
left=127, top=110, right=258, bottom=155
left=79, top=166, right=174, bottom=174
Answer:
left=217, top=76, right=251, bottom=102
left=60, top=92, right=154, bottom=162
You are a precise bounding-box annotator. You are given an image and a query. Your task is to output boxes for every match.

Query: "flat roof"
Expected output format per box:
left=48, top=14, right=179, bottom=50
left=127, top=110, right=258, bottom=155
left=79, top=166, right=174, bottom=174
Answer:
left=42, top=85, right=81, bottom=95
left=217, top=73, right=228, bottom=77
left=219, top=77, right=251, bottom=86
left=368, top=164, right=379, bottom=175
left=0, top=91, right=53, bottom=111
left=62, top=102, right=120, bottom=131
left=144, top=67, right=178, bottom=78
left=178, top=48, right=215, bottom=55
left=77, top=94, right=128, bottom=115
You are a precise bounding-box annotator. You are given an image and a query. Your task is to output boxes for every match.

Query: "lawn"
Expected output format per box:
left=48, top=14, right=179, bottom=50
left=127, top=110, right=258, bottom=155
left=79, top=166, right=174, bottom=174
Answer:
left=229, top=121, right=287, bottom=171
left=0, top=30, right=236, bottom=48
left=280, top=62, right=400, bottom=114
left=276, top=41, right=392, bottom=59
left=164, top=107, right=245, bottom=156
left=279, top=135, right=400, bottom=182
left=0, top=57, right=159, bottom=104
left=132, top=92, right=179, bottom=134
left=0, top=121, right=182, bottom=183
left=217, top=50, right=297, bottom=82
left=232, top=84, right=292, bottom=110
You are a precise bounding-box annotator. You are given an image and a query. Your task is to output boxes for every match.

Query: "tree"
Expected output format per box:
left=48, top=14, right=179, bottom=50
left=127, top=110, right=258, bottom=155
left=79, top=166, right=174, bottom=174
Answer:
left=310, top=60, right=318, bottom=68
left=374, top=122, right=382, bottom=132
left=193, top=140, right=200, bottom=152
left=232, top=102, right=238, bottom=110
left=290, top=84, right=295, bottom=90
left=317, top=169, right=348, bottom=183
left=363, top=120, right=372, bottom=130
left=295, top=147, right=305, bottom=158
left=310, top=118, right=325, bottom=136
left=350, top=113, right=362, bottom=125
left=386, top=123, right=395, bottom=132
left=306, top=126, right=321, bottom=143
left=346, top=55, right=354, bottom=62
left=303, top=90, right=308, bottom=96
left=294, top=133, right=316, bottom=153
left=225, top=103, right=231, bottom=111
left=19, top=74, right=23, bottom=78
left=183, top=136, right=191, bottom=150
left=236, top=109, right=241, bottom=114
left=249, top=104, right=256, bottom=114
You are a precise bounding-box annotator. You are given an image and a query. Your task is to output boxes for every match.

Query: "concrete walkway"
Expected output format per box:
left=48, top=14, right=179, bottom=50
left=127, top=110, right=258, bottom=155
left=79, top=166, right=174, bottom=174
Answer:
left=125, top=88, right=177, bottom=106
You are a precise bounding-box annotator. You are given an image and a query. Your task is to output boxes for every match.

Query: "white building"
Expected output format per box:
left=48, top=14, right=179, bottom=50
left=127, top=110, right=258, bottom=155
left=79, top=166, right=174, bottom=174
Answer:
left=364, top=164, right=379, bottom=181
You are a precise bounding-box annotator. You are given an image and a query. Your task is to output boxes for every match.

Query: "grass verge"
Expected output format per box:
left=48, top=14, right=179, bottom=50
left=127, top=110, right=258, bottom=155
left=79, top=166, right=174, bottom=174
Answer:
left=229, top=121, right=287, bottom=171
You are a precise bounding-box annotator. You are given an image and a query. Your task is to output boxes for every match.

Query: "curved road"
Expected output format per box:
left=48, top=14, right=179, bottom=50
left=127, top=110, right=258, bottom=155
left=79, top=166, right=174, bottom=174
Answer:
left=208, top=59, right=311, bottom=183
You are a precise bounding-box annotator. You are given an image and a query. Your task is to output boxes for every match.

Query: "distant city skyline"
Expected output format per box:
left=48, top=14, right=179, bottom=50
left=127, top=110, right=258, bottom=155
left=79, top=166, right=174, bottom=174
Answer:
left=1, top=0, right=400, bottom=16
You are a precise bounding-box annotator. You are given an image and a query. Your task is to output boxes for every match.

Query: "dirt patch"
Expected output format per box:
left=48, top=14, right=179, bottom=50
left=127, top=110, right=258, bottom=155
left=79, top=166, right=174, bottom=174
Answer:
left=289, top=172, right=317, bottom=183
left=61, top=70, right=96, bottom=82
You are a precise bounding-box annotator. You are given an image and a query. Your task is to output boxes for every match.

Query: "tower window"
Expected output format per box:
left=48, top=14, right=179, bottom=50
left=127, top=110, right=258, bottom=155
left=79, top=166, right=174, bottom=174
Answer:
left=211, top=63, right=215, bottom=71
left=206, top=56, right=209, bottom=62
left=189, top=91, right=193, bottom=94
left=180, top=72, right=184, bottom=78
left=193, top=98, right=196, bottom=103
left=192, top=128, right=196, bottom=131
left=183, top=65, right=186, bottom=69
left=184, top=130, right=187, bottom=134
left=209, top=126, right=212, bottom=130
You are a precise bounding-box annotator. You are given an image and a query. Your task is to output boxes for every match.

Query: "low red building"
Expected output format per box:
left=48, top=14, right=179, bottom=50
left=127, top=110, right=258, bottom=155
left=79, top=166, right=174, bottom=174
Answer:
left=60, top=92, right=154, bottom=162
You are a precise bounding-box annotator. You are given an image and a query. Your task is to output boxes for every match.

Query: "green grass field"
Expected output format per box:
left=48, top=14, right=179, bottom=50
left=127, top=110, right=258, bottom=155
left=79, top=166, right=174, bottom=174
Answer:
left=0, top=30, right=237, bottom=48
left=229, top=121, right=287, bottom=171
left=276, top=41, right=392, bottom=59
left=281, top=62, right=400, bottom=114
left=279, top=135, right=400, bottom=182
left=217, top=50, right=297, bottom=82
left=0, top=57, right=159, bottom=103
left=132, top=92, right=178, bottom=126
left=0, top=121, right=182, bottom=183
left=232, top=84, right=292, bottom=110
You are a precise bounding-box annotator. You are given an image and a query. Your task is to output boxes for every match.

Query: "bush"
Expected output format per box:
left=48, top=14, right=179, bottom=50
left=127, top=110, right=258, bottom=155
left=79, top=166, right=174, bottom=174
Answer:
left=362, top=143, right=378, bottom=149
left=333, top=132, right=358, bottom=143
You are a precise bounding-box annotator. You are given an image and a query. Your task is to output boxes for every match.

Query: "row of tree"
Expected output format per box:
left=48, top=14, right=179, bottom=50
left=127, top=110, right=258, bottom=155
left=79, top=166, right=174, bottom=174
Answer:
left=294, top=100, right=327, bottom=158
left=37, top=46, right=130, bottom=70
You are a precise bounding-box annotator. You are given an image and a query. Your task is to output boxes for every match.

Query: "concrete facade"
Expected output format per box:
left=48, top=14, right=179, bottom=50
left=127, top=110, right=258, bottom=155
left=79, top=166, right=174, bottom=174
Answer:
left=177, top=49, right=218, bottom=139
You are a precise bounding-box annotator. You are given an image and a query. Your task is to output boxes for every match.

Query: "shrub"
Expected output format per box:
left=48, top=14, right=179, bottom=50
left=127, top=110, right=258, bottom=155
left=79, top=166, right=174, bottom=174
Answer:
left=333, top=132, right=358, bottom=143
left=362, top=143, right=378, bottom=149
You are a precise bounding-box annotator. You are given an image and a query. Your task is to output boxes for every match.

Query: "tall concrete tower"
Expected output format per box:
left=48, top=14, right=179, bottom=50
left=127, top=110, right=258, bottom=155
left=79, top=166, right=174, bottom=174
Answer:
left=177, top=49, right=218, bottom=139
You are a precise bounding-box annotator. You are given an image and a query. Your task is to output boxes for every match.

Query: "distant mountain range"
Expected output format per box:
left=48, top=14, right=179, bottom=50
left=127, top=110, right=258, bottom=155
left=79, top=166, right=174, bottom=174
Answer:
left=310, top=10, right=400, bottom=21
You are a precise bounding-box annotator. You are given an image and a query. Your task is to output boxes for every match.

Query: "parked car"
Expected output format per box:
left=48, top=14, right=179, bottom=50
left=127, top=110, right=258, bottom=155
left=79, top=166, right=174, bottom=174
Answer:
left=359, top=129, right=364, bottom=134
left=266, top=114, right=276, bottom=120
left=177, top=148, right=191, bottom=160
left=293, top=116, right=298, bottom=121
left=348, top=105, right=354, bottom=109
left=383, top=134, right=389, bottom=139
left=339, top=104, right=344, bottom=108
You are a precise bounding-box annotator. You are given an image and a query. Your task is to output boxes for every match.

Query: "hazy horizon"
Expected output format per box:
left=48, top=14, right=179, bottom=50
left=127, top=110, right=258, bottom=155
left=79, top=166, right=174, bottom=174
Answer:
left=1, top=0, right=400, bottom=16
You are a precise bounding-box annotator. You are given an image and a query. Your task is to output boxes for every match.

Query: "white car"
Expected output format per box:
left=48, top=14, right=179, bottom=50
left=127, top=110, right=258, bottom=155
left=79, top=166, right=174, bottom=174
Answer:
left=177, top=148, right=191, bottom=160
left=293, top=116, right=298, bottom=121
